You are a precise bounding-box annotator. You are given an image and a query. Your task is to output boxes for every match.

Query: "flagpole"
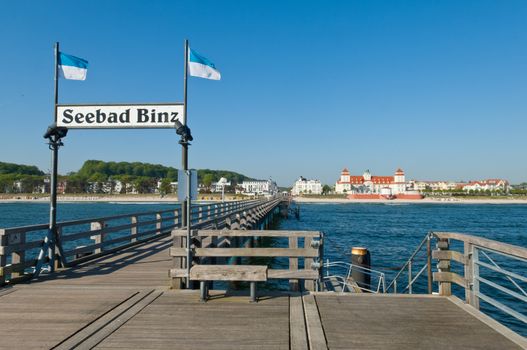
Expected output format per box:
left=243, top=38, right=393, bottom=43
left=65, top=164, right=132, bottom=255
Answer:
left=182, top=39, right=192, bottom=288
left=54, top=42, right=59, bottom=122
left=48, top=42, right=61, bottom=272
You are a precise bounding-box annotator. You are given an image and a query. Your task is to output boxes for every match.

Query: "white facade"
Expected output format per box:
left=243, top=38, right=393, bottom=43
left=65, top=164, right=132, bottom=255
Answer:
left=211, top=177, right=231, bottom=193
left=239, top=179, right=278, bottom=196
left=462, top=179, right=509, bottom=192
left=292, top=177, right=322, bottom=195
left=335, top=168, right=408, bottom=195
left=410, top=181, right=460, bottom=191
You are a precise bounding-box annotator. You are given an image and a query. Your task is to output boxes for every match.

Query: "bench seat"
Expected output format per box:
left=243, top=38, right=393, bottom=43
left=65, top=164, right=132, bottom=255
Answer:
left=190, top=264, right=268, bottom=282
left=187, top=264, right=267, bottom=303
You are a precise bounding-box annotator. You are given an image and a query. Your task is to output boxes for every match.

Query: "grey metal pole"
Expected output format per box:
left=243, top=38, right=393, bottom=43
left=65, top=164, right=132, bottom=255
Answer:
left=182, top=39, right=193, bottom=289
left=48, top=42, right=60, bottom=272
left=186, top=170, right=192, bottom=288
left=181, top=40, right=189, bottom=229
left=54, top=42, right=59, bottom=122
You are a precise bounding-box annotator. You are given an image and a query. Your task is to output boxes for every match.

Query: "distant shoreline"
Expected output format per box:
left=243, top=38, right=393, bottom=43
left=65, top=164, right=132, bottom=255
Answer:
left=0, top=194, right=244, bottom=204
left=1, top=194, right=526, bottom=205
left=293, top=197, right=527, bottom=204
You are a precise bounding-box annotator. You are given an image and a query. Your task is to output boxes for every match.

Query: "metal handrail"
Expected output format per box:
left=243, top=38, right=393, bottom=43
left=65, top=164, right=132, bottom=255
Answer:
left=390, top=231, right=527, bottom=329
left=323, top=260, right=386, bottom=293
left=386, top=231, right=433, bottom=293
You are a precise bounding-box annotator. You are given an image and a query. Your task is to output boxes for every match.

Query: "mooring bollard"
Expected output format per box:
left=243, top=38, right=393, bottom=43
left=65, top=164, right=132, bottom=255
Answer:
left=351, top=247, right=371, bottom=292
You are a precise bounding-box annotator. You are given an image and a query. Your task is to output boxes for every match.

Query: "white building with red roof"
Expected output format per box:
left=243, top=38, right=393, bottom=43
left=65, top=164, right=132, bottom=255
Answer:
left=462, top=179, right=509, bottom=192
left=335, top=168, right=408, bottom=196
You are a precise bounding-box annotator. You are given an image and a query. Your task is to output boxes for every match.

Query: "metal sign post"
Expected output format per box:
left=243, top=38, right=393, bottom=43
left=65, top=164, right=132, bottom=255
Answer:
left=182, top=39, right=191, bottom=288
left=186, top=170, right=192, bottom=286
left=178, top=169, right=197, bottom=288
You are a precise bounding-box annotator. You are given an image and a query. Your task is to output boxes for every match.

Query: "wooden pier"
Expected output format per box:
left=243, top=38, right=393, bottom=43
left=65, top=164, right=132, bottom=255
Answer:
left=0, top=234, right=525, bottom=349
left=1, top=198, right=526, bottom=349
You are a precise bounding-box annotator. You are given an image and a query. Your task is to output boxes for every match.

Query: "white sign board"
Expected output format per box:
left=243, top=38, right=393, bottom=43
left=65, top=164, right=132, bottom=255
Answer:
left=56, top=104, right=184, bottom=129
left=177, top=169, right=198, bottom=201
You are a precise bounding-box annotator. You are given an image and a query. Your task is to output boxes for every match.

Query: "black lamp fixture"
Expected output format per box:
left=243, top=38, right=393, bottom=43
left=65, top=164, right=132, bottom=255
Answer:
left=43, top=123, right=68, bottom=140
left=174, top=119, right=193, bottom=144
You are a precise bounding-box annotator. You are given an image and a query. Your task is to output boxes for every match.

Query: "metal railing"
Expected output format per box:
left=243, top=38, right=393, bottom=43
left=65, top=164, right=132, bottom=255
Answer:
left=386, top=232, right=433, bottom=294
left=433, top=232, right=527, bottom=327
left=386, top=231, right=527, bottom=329
left=323, top=260, right=386, bottom=293
left=0, top=198, right=282, bottom=285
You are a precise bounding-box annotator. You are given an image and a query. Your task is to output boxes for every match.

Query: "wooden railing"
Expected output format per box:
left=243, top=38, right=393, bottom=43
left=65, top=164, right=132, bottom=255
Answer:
left=169, top=200, right=324, bottom=291
left=386, top=231, right=527, bottom=328
left=432, top=232, right=527, bottom=326
left=0, top=199, right=283, bottom=285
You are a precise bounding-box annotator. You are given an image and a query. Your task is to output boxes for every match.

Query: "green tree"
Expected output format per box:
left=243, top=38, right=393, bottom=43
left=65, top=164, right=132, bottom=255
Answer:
left=202, top=174, right=215, bottom=188
left=0, top=162, right=44, bottom=176
left=159, top=178, right=172, bottom=196
left=322, top=185, right=331, bottom=195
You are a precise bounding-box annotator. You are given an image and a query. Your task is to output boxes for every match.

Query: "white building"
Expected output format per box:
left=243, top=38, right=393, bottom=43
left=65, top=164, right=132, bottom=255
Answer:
left=292, top=176, right=322, bottom=195
left=462, top=179, right=509, bottom=192
left=335, top=168, right=407, bottom=196
left=409, top=180, right=461, bottom=192
left=239, top=179, right=278, bottom=196
left=211, top=177, right=231, bottom=193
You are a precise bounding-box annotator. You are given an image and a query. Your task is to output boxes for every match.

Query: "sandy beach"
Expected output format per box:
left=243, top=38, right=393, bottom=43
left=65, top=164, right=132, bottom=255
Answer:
left=0, top=194, right=244, bottom=203
left=293, top=196, right=527, bottom=204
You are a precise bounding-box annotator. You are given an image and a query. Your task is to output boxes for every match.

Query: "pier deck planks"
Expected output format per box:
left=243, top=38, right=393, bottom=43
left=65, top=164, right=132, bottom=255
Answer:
left=95, top=290, right=290, bottom=349
left=314, top=294, right=524, bottom=349
left=0, top=234, right=525, bottom=349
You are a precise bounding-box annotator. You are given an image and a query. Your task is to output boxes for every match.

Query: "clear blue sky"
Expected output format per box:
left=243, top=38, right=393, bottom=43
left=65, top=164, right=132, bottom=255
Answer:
left=1, top=1, right=526, bottom=186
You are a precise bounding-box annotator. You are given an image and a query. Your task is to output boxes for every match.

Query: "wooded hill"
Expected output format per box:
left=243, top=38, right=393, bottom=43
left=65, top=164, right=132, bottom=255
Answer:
left=0, top=160, right=254, bottom=194
left=73, top=160, right=254, bottom=184
left=0, top=162, right=44, bottom=176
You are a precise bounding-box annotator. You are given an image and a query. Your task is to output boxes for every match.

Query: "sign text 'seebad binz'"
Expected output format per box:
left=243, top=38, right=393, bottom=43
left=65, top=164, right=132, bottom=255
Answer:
left=56, top=104, right=184, bottom=129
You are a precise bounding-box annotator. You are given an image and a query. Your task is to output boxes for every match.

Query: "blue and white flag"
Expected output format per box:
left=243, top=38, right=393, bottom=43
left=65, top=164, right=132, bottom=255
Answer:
left=188, top=48, right=221, bottom=80
left=58, top=52, right=89, bottom=80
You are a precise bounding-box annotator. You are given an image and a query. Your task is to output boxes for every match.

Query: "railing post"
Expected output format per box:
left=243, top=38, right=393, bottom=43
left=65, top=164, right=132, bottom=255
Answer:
left=472, top=246, right=480, bottom=309
left=156, top=213, right=162, bottom=234
left=394, top=279, right=397, bottom=294
left=131, top=216, right=138, bottom=243
left=90, top=220, right=105, bottom=254
left=0, top=230, right=7, bottom=285
left=198, top=207, right=203, bottom=223
left=408, top=260, right=413, bottom=294
left=171, top=232, right=184, bottom=290
left=174, top=209, right=180, bottom=228
left=289, top=236, right=299, bottom=291
left=304, top=236, right=315, bottom=291
left=9, top=231, right=26, bottom=278
left=437, top=238, right=451, bottom=296
left=427, top=234, right=432, bottom=294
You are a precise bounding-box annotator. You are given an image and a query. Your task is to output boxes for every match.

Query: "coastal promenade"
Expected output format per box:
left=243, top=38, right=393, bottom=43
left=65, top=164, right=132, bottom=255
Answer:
left=0, top=234, right=525, bottom=349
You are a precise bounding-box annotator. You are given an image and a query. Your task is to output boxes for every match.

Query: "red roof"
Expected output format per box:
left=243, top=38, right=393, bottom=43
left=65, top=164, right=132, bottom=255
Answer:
left=371, top=176, right=394, bottom=184
left=341, top=168, right=350, bottom=174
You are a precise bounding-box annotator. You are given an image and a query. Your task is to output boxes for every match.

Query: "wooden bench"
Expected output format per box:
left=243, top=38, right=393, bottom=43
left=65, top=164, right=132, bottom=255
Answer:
left=189, top=265, right=268, bottom=302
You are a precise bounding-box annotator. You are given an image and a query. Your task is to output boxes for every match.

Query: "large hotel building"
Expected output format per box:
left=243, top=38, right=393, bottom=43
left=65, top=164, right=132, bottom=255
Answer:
left=335, top=168, right=422, bottom=199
